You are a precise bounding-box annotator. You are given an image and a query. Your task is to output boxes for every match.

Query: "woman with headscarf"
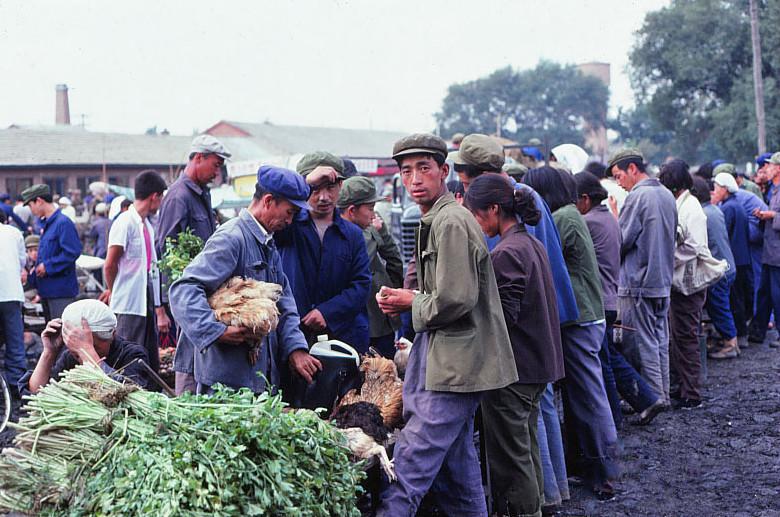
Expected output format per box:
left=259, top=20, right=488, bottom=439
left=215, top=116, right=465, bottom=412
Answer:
left=523, top=166, right=619, bottom=500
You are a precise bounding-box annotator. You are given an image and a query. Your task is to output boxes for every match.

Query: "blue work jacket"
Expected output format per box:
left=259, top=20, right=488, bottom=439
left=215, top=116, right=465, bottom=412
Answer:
left=276, top=209, right=371, bottom=351
left=718, top=195, right=751, bottom=267
left=169, top=209, right=308, bottom=392
left=33, top=209, right=82, bottom=299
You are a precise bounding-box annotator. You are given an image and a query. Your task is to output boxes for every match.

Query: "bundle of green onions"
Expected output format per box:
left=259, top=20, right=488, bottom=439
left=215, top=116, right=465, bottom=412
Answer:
left=0, top=365, right=364, bottom=516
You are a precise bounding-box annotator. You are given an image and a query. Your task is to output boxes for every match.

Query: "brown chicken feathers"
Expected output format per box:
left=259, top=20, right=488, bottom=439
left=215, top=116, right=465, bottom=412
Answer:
left=336, top=355, right=404, bottom=429
left=208, top=277, right=282, bottom=336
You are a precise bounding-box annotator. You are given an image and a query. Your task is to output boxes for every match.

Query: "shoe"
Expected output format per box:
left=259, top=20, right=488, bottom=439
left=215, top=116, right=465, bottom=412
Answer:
left=673, top=398, right=702, bottom=410
left=619, top=400, right=635, bottom=415
left=708, top=338, right=739, bottom=359
left=635, top=399, right=665, bottom=425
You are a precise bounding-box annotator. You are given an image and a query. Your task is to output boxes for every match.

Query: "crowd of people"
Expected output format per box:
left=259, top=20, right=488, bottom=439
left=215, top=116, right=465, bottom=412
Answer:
left=0, top=129, right=778, bottom=517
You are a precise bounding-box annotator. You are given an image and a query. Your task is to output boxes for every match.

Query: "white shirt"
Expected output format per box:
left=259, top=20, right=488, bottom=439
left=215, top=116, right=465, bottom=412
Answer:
left=108, top=205, right=161, bottom=316
left=0, top=224, right=26, bottom=303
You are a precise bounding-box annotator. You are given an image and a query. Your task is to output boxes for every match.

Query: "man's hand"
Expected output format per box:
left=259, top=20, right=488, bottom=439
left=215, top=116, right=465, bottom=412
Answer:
left=35, top=262, right=46, bottom=278
left=301, top=309, right=327, bottom=332
left=98, top=289, right=112, bottom=304
left=62, top=318, right=100, bottom=366
left=372, top=213, right=384, bottom=231
left=376, top=286, right=416, bottom=316
left=306, top=166, right=339, bottom=188
left=288, top=349, right=322, bottom=384
left=20, top=269, right=27, bottom=285
left=218, top=325, right=257, bottom=345
left=608, top=196, right=619, bottom=219
left=754, top=208, right=776, bottom=221
left=155, top=306, right=171, bottom=334
left=41, top=318, right=64, bottom=355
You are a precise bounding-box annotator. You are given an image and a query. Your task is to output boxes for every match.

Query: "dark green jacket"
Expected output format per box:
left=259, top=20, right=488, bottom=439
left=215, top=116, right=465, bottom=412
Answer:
left=411, top=193, right=518, bottom=392
left=365, top=223, right=403, bottom=338
left=552, top=204, right=605, bottom=324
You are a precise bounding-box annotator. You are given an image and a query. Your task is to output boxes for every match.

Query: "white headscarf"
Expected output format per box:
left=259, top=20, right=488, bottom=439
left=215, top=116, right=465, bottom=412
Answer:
left=61, top=299, right=117, bottom=333
left=552, top=144, right=590, bottom=174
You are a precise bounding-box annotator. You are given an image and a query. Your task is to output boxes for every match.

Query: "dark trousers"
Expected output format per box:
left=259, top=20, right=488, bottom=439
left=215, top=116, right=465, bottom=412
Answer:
left=378, top=332, right=486, bottom=517
left=600, top=311, right=622, bottom=429
left=481, top=382, right=546, bottom=517
left=749, top=264, right=780, bottom=342
left=116, top=312, right=159, bottom=373
left=0, top=301, right=26, bottom=389
left=670, top=289, right=706, bottom=401
left=707, top=273, right=736, bottom=340
left=42, top=297, right=75, bottom=322
left=369, top=334, right=396, bottom=359
left=730, top=265, right=753, bottom=338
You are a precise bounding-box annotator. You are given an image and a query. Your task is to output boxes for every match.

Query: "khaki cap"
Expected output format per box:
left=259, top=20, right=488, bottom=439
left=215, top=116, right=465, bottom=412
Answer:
left=392, top=133, right=448, bottom=161
left=713, top=163, right=737, bottom=177
left=452, top=134, right=505, bottom=172
left=24, top=235, right=40, bottom=248
left=296, top=151, right=345, bottom=178
left=337, top=176, right=384, bottom=208
left=769, top=152, right=780, bottom=165
left=502, top=162, right=529, bottom=178
left=606, top=148, right=645, bottom=174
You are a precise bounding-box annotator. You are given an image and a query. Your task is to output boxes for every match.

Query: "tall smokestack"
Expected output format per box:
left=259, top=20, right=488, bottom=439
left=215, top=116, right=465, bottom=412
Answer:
left=55, top=84, right=70, bottom=125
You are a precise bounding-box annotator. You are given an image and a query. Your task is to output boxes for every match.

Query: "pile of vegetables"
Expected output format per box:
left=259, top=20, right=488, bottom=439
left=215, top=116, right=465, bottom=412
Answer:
left=158, top=228, right=205, bottom=285
left=0, top=365, right=365, bottom=516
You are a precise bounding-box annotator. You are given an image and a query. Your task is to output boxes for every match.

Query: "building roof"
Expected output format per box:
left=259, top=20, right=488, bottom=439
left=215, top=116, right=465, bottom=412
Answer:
left=0, top=126, right=192, bottom=167
left=206, top=120, right=407, bottom=160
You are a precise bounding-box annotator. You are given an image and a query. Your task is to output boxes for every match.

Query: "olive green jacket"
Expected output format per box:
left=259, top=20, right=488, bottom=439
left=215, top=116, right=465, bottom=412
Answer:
left=411, top=193, right=518, bottom=393
left=365, top=223, right=404, bottom=338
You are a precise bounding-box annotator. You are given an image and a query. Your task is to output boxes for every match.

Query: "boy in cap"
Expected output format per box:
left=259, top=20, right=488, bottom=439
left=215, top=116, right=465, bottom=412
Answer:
left=169, top=166, right=321, bottom=393
left=275, top=151, right=371, bottom=352
left=21, top=184, right=82, bottom=322
left=155, top=134, right=231, bottom=394
left=376, top=133, right=517, bottom=516
left=607, top=149, right=677, bottom=404
left=337, top=176, right=403, bottom=358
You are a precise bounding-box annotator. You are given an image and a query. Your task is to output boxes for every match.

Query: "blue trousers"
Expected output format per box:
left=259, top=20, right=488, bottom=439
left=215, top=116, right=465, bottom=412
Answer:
left=600, top=312, right=622, bottom=429
left=707, top=273, right=736, bottom=340
left=537, top=384, right=569, bottom=506
left=378, top=332, right=486, bottom=517
left=0, top=301, right=26, bottom=389
left=749, top=264, right=780, bottom=342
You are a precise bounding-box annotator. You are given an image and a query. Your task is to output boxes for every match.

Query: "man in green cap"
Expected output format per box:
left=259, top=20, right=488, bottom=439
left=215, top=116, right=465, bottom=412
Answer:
left=276, top=151, right=371, bottom=352
left=606, top=149, right=677, bottom=405
left=337, top=176, right=403, bottom=358
left=21, top=184, right=82, bottom=322
left=376, top=133, right=517, bottom=516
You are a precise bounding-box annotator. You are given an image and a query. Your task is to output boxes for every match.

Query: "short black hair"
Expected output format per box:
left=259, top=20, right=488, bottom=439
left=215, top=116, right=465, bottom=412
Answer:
left=695, top=161, right=714, bottom=180
left=658, top=159, right=693, bottom=195
left=134, top=170, right=167, bottom=200
left=252, top=183, right=280, bottom=202
left=446, top=179, right=464, bottom=196
left=522, top=166, right=577, bottom=213
left=120, top=199, right=132, bottom=210
left=188, top=151, right=215, bottom=161
left=395, top=152, right=446, bottom=168
left=690, top=175, right=713, bottom=204
left=584, top=161, right=607, bottom=179
left=453, top=162, right=483, bottom=179
left=575, top=172, right=609, bottom=205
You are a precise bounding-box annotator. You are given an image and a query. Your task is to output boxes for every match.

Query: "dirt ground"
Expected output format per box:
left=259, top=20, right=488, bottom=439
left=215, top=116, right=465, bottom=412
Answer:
left=563, top=334, right=780, bottom=517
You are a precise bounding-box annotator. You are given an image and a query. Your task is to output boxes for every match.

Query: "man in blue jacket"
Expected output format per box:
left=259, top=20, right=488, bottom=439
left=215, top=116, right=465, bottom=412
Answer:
left=169, top=166, right=322, bottom=393
left=276, top=151, right=371, bottom=352
left=22, top=184, right=82, bottom=321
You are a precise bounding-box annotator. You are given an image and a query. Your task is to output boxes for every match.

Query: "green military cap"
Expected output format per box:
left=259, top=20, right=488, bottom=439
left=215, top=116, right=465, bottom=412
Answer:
left=769, top=152, right=780, bottom=165
left=337, top=176, right=384, bottom=208
left=713, top=163, right=737, bottom=177
left=24, top=234, right=40, bottom=248
left=392, top=133, right=448, bottom=161
left=452, top=134, right=505, bottom=172
left=502, top=162, right=529, bottom=178
left=21, top=184, right=51, bottom=205
left=296, top=151, right=345, bottom=178
left=606, top=148, right=645, bottom=175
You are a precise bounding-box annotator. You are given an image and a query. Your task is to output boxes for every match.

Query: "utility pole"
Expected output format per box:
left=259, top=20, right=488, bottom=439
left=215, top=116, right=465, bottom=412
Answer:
left=749, top=0, right=766, bottom=155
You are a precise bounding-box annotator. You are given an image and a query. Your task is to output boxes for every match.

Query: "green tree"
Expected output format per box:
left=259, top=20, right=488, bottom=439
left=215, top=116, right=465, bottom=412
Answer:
left=624, top=0, right=780, bottom=163
left=435, top=61, right=609, bottom=150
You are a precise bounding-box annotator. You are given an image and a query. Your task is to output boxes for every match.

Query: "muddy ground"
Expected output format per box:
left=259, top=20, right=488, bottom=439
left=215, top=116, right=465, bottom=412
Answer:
left=563, top=334, right=780, bottom=517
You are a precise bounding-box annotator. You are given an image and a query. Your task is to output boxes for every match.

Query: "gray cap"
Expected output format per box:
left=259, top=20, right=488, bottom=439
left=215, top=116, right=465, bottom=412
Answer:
left=452, top=134, right=505, bottom=172
left=21, top=184, right=51, bottom=205
left=713, top=163, right=737, bottom=177
left=606, top=148, right=645, bottom=174
left=337, top=176, right=384, bottom=208
left=769, top=152, right=780, bottom=165
left=296, top=151, right=345, bottom=178
left=190, top=135, right=232, bottom=160
left=392, top=133, right=448, bottom=161
left=502, top=162, right=528, bottom=178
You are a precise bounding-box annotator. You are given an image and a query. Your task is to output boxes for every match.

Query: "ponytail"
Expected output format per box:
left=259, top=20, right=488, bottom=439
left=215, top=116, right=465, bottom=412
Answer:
left=464, top=173, right=541, bottom=226
left=513, top=189, right=541, bottom=226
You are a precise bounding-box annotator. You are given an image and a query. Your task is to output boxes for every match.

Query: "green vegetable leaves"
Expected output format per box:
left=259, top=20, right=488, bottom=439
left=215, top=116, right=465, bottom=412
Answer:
left=158, top=229, right=205, bottom=285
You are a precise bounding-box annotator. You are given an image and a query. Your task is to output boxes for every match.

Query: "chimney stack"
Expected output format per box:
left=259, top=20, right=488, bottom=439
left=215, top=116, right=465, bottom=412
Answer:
left=55, top=84, right=70, bottom=125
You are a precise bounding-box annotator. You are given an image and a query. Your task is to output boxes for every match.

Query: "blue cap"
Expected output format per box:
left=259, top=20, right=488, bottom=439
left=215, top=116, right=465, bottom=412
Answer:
left=756, top=152, right=773, bottom=167
left=711, top=159, right=726, bottom=167
left=522, top=146, right=544, bottom=162
left=256, top=165, right=310, bottom=210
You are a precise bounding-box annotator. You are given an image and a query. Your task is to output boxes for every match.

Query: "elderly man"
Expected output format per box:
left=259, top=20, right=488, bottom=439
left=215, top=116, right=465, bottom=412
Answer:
left=156, top=134, right=231, bottom=394
left=276, top=152, right=371, bottom=351
left=20, top=299, right=152, bottom=395
left=377, top=134, right=517, bottom=516
left=749, top=152, right=780, bottom=347
left=169, top=166, right=321, bottom=394
left=337, top=176, right=403, bottom=358
left=607, top=149, right=677, bottom=405
left=21, top=184, right=82, bottom=322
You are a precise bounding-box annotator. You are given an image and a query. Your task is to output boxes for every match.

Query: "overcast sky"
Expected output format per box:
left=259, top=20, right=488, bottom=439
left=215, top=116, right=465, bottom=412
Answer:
left=0, top=0, right=669, bottom=136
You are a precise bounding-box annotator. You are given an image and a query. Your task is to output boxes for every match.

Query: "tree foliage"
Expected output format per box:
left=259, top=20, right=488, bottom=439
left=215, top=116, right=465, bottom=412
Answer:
left=435, top=61, right=609, bottom=150
left=621, top=0, right=780, bottom=163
